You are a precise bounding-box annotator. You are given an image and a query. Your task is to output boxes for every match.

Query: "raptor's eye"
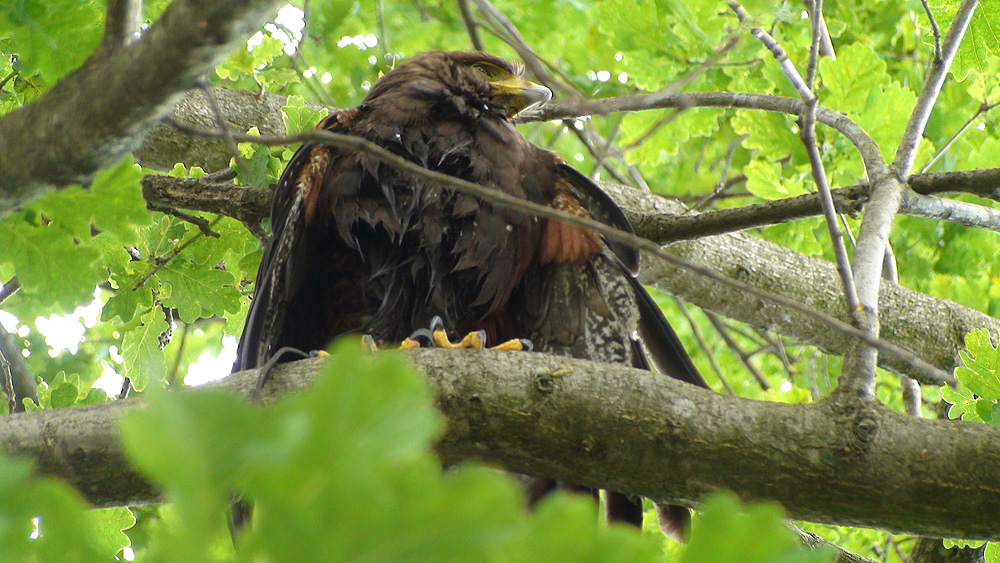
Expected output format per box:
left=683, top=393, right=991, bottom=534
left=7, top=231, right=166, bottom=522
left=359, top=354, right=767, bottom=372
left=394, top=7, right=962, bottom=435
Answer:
left=472, top=64, right=494, bottom=78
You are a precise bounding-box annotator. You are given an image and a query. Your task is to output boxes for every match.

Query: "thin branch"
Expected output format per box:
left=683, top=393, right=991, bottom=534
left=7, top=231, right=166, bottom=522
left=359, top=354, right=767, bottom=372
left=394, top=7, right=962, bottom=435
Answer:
left=729, top=0, right=860, bottom=313
left=894, top=0, right=979, bottom=177
left=521, top=92, right=889, bottom=179
left=675, top=300, right=733, bottom=395
left=837, top=0, right=978, bottom=400
left=0, top=276, right=20, bottom=306
left=920, top=101, right=998, bottom=173
left=901, top=191, right=1000, bottom=231
left=155, top=207, right=221, bottom=238
left=167, top=125, right=956, bottom=385
left=0, top=321, right=38, bottom=412
left=920, top=0, right=943, bottom=63
left=100, top=0, right=143, bottom=51
left=457, top=0, right=485, bottom=51
left=706, top=311, right=771, bottom=390
left=805, top=0, right=823, bottom=91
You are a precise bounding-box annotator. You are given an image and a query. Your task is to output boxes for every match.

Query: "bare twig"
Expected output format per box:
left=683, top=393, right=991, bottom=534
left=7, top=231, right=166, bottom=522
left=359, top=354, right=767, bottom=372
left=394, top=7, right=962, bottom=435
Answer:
left=919, top=0, right=943, bottom=63
left=728, top=0, right=860, bottom=314
left=805, top=0, right=824, bottom=89
left=457, top=0, right=485, bottom=51
left=675, top=300, right=733, bottom=394
left=900, top=191, right=1000, bottom=231
left=169, top=124, right=957, bottom=385
left=100, top=0, right=142, bottom=51
left=920, top=101, right=998, bottom=173
left=162, top=208, right=221, bottom=238
left=894, top=0, right=979, bottom=177
left=690, top=134, right=747, bottom=212
left=706, top=312, right=771, bottom=390
left=840, top=0, right=978, bottom=400
left=521, top=92, right=888, bottom=179
left=0, top=276, right=20, bottom=306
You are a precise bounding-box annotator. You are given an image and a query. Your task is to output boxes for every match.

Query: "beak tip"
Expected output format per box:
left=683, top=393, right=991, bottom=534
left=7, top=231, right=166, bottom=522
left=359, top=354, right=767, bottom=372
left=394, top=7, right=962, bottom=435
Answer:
left=525, top=84, right=553, bottom=108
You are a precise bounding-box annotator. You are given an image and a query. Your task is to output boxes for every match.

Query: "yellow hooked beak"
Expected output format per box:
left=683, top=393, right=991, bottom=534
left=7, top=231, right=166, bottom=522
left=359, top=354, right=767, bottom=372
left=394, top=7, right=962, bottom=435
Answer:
left=489, top=76, right=553, bottom=118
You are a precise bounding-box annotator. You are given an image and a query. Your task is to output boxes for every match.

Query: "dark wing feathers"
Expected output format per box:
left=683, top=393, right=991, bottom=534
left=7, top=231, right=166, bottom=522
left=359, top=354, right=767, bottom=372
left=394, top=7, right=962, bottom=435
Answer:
left=555, top=164, right=707, bottom=388
left=555, top=163, right=639, bottom=273
left=616, top=260, right=708, bottom=388
left=235, top=141, right=317, bottom=372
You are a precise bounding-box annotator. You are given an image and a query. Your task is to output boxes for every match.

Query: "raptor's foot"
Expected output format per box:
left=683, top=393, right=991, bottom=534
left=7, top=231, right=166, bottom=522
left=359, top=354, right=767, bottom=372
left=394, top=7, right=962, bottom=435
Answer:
left=400, top=317, right=532, bottom=351
left=491, top=338, right=534, bottom=352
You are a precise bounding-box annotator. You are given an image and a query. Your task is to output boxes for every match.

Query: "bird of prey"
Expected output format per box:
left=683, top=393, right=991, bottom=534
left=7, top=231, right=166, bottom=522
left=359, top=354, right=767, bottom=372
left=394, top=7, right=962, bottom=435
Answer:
left=235, top=50, right=708, bottom=535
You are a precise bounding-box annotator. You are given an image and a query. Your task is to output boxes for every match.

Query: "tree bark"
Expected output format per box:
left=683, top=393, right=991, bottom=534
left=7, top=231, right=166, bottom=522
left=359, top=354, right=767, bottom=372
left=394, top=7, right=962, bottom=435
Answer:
left=1, top=351, right=998, bottom=540
left=0, top=0, right=285, bottom=217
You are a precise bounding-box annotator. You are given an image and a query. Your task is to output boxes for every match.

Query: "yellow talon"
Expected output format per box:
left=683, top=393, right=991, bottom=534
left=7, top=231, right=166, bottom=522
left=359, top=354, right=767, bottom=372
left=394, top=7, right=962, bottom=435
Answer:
left=400, top=338, right=421, bottom=349
left=432, top=328, right=455, bottom=348
left=492, top=339, right=526, bottom=351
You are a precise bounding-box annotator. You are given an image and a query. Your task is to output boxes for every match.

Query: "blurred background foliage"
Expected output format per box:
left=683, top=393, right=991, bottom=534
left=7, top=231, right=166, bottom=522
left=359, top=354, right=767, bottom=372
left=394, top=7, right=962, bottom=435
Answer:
left=1, top=0, right=999, bottom=560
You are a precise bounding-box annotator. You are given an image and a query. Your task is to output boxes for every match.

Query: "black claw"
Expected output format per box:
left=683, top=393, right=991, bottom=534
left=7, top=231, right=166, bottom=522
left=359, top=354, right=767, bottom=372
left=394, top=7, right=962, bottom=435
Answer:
left=429, top=315, right=446, bottom=332
left=254, top=346, right=312, bottom=400
left=476, top=330, right=488, bottom=346
left=519, top=339, right=534, bottom=352
left=405, top=327, right=435, bottom=347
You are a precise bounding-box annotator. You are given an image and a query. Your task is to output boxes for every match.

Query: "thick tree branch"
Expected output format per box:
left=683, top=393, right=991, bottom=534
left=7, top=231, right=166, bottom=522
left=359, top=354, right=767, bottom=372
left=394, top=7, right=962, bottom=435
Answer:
left=838, top=0, right=978, bottom=400
left=0, top=0, right=284, bottom=217
left=610, top=184, right=999, bottom=382
left=2, top=351, right=998, bottom=539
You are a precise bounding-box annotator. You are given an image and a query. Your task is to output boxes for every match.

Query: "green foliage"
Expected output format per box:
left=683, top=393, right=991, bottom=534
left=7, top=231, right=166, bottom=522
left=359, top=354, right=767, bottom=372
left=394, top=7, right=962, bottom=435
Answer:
left=119, top=340, right=665, bottom=561
left=0, top=451, right=133, bottom=561
left=683, top=494, right=832, bottom=563
left=0, top=0, right=102, bottom=82
left=943, top=328, right=1000, bottom=424
left=2, top=0, right=1000, bottom=559
left=281, top=95, right=328, bottom=136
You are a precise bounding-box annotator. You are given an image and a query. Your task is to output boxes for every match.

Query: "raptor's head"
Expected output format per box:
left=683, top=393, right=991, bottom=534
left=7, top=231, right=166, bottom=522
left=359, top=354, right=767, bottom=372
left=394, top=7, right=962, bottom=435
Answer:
left=362, top=51, right=552, bottom=120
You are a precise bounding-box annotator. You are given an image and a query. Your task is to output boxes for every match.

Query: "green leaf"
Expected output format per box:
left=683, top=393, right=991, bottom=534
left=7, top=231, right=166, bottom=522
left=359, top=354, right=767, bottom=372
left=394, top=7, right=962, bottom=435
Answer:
left=681, top=493, right=833, bottom=563
left=49, top=381, right=80, bottom=408
left=282, top=95, right=328, bottom=136
left=0, top=0, right=103, bottom=81
left=986, top=541, right=999, bottom=563
left=101, top=283, right=154, bottom=324
left=951, top=0, right=1000, bottom=81
left=87, top=155, right=153, bottom=245
left=0, top=450, right=109, bottom=561
left=820, top=43, right=890, bottom=115
left=956, top=329, right=1000, bottom=400
left=85, top=507, right=136, bottom=559
left=0, top=214, right=103, bottom=314
left=121, top=307, right=168, bottom=391
left=158, top=260, right=241, bottom=323
left=745, top=160, right=807, bottom=200
left=942, top=385, right=981, bottom=421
